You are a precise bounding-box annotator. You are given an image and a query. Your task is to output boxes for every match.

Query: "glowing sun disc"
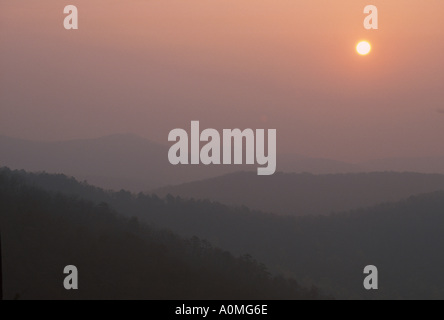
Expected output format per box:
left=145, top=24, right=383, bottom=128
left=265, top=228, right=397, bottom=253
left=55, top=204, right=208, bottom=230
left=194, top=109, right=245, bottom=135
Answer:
left=356, top=41, right=371, bottom=55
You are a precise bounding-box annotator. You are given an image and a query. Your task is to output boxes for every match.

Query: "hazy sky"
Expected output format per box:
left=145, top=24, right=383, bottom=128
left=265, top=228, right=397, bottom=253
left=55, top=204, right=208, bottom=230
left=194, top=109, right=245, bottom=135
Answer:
left=1, top=0, right=443, bottom=162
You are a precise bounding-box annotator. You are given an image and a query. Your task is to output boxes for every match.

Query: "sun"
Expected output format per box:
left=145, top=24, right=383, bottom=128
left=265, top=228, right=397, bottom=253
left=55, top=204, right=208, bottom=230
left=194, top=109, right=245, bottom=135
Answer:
left=356, top=41, right=371, bottom=55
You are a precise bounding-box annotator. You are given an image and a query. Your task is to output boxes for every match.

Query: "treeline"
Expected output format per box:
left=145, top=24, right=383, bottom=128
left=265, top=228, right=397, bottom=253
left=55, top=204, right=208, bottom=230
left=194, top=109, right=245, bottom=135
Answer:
left=0, top=168, right=326, bottom=300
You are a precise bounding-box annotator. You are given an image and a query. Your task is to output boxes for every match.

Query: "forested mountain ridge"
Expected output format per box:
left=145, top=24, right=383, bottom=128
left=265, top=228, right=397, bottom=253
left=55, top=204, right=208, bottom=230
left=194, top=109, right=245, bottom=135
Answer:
left=0, top=168, right=325, bottom=300
left=3, top=167, right=444, bottom=299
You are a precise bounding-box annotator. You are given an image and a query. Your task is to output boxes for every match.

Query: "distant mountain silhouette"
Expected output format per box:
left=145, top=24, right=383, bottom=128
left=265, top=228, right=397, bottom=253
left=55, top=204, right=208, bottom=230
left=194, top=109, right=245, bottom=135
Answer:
left=361, top=156, right=444, bottom=174
left=279, top=153, right=359, bottom=174
left=0, top=134, right=166, bottom=191
left=0, top=134, right=244, bottom=191
left=155, top=172, right=444, bottom=216
left=0, top=135, right=359, bottom=191
left=2, top=134, right=443, bottom=195
left=6, top=167, right=444, bottom=299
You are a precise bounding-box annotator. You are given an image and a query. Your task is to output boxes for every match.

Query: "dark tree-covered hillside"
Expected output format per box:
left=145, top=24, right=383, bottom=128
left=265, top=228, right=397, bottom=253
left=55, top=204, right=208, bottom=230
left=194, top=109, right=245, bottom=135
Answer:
left=0, top=168, right=325, bottom=300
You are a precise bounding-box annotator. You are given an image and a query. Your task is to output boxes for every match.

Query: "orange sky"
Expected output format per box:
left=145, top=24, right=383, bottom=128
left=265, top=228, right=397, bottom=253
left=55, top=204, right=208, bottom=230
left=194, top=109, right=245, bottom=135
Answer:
left=1, top=0, right=443, bottom=162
